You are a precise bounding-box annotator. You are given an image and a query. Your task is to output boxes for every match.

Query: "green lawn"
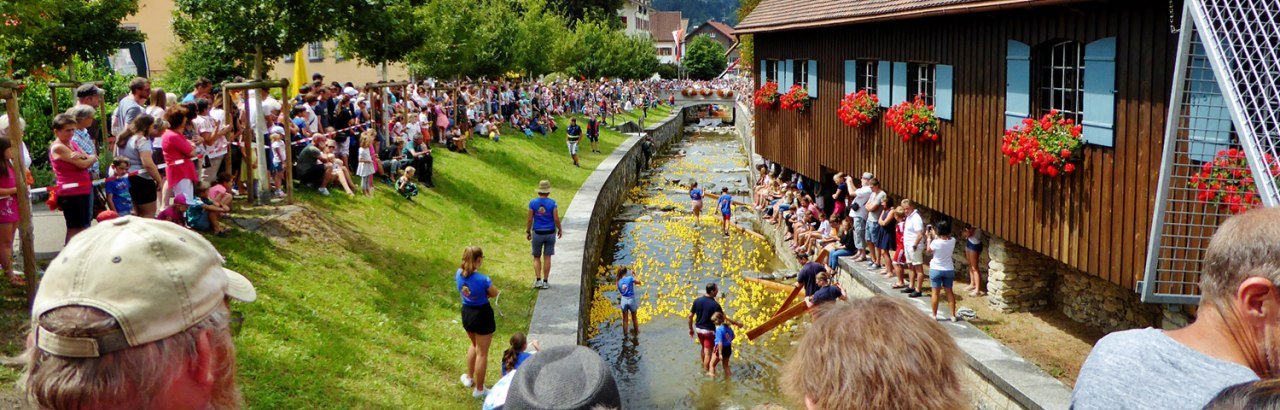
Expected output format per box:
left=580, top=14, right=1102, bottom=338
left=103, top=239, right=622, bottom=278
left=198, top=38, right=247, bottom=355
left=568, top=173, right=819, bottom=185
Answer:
left=208, top=104, right=672, bottom=409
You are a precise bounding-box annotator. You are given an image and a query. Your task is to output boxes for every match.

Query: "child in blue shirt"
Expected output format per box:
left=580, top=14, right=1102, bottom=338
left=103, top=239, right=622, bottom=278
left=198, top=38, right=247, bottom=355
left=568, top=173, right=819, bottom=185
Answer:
left=689, top=181, right=704, bottom=225
left=709, top=312, right=735, bottom=379
left=717, top=187, right=733, bottom=236
left=104, top=159, right=133, bottom=216
left=500, top=332, right=540, bottom=375
left=616, top=267, right=642, bottom=334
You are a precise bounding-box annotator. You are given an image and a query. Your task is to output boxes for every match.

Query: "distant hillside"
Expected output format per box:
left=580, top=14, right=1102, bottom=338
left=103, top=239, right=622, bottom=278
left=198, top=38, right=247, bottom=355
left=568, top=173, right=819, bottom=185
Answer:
left=653, top=0, right=738, bottom=28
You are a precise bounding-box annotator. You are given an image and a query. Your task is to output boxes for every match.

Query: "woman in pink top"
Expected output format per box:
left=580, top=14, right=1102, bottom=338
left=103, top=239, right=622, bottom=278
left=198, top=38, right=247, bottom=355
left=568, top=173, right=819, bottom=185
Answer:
left=49, top=113, right=96, bottom=243
left=0, top=138, right=20, bottom=285
left=161, top=106, right=199, bottom=206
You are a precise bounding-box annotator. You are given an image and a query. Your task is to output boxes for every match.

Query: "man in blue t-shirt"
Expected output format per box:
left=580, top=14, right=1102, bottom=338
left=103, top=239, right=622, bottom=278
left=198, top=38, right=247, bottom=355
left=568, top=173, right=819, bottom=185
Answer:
left=796, top=253, right=826, bottom=297
left=716, top=187, right=732, bottom=236
left=688, top=283, right=741, bottom=375
left=806, top=272, right=848, bottom=308
left=566, top=118, right=582, bottom=167
left=526, top=180, right=562, bottom=290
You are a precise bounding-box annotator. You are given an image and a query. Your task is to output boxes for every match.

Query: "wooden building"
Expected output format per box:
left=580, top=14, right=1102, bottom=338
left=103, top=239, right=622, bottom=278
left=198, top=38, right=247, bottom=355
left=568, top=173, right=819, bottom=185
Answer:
left=737, top=0, right=1180, bottom=319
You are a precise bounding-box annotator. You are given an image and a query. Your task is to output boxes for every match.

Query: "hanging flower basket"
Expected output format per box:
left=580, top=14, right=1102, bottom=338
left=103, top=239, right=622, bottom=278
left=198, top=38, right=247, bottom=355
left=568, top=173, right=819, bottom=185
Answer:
left=753, top=81, right=780, bottom=108
left=716, top=89, right=734, bottom=98
left=1189, top=149, right=1280, bottom=214
left=885, top=94, right=939, bottom=142
left=1000, top=110, right=1084, bottom=177
left=837, top=89, right=879, bottom=128
left=779, top=84, right=811, bottom=112
left=681, top=88, right=694, bottom=97
left=700, top=89, right=713, bottom=97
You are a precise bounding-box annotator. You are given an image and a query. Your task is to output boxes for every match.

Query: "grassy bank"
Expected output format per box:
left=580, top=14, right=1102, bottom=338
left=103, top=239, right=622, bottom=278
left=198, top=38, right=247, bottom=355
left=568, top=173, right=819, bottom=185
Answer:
left=208, top=105, right=672, bottom=408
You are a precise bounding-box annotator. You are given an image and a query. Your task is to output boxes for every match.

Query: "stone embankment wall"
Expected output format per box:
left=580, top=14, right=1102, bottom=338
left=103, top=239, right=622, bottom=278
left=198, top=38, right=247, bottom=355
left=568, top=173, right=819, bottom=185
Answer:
left=526, top=110, right=685, bottom=347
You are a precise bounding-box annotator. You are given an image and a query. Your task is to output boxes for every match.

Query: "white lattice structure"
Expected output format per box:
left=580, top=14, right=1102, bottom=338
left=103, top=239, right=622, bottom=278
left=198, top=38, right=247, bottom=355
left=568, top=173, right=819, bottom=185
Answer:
left=1141, top=0, right=1280, bottom=304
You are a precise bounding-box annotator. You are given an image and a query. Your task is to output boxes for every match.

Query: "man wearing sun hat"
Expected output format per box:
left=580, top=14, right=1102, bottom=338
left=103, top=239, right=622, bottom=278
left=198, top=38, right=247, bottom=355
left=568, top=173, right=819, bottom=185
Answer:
left=24, top=216, right=256, bottom=409
left=527, top=180, right=561, bottom=290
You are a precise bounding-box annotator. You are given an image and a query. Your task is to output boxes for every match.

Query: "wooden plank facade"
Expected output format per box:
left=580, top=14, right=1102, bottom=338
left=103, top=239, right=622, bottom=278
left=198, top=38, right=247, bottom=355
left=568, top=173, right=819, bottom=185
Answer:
left=750, top=0, right=1176, bottom=291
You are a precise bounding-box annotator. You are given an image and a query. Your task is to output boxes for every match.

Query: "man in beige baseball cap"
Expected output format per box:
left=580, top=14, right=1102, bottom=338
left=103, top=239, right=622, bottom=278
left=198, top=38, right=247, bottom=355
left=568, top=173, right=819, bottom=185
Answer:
left=24, top=216, right=256, bottom=409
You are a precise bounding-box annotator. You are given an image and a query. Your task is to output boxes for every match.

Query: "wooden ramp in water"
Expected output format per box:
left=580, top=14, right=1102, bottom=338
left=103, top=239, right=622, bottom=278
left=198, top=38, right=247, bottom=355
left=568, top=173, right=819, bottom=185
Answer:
left=740, top=276, right=808, bottom=341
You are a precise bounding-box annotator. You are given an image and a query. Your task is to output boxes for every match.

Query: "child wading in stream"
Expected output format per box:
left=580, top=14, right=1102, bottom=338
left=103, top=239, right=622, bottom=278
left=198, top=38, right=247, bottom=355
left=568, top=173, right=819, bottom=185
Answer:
left=717, top=187, right=732, bottom=236
left=617, top=267, right=641, bottom=334
left=708, top=312, right=735, bottom=379
left=689, top=181, right=704, bottom=226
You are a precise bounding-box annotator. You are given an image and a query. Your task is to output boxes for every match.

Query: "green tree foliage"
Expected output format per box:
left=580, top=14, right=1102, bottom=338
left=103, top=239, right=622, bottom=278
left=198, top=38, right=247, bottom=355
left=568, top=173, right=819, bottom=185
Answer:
left=551, top=0, right=624, bottom=23
left=556, top=20, right=658, bottom=80
left=172, top=0, right=341, bottom=79
left=407, top=0, right=514, bottom=79
left=683, top=35, right=726, bottom=80
left=512, top=0, right=572, bottom=77
left=156, top=40, right=251, bottom=96
left=17, top=57, right=131, bottom=185
left=0, top=0, right=143, bottom=74
left=736, top=0, right=760, bottom=73
left=335, top=0, right=425, bottom=68
left=656, top=63, right=679, bottom=79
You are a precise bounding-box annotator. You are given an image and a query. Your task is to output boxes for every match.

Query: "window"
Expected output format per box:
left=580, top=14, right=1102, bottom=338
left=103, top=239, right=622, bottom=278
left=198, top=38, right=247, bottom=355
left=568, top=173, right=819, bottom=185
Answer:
left=335, top=48, right=345, bottom=62
left=659, top=48, right=672, bottom=56
left=709, top=33, right=717, bottom=39
left=307, top=42, right=324, bottom=62
left=860, top=60, right=878, bottom=93
left=795, top=59, right=810, bottom=87
left=766, top=60, right=779, bottom=83
left=907, top=63, right=935, bottom=104
left=284, top=52, right=294, bottom=63
left=621, top=16, right=628, bottom=26
left=1035, top=40, right=1084, bottom=123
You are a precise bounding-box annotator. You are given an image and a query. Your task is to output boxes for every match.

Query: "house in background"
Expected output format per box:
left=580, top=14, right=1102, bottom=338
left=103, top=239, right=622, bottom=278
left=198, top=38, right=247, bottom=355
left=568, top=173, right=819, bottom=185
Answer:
left=618, top=0, right=654, bottom=39
left=650, top=11, right=687, bottom=64
left=685, top=20, right=739, bottom=64
left=738, top=0, right=1187, bottom=333
left=118, top=0, right=409, bottom=84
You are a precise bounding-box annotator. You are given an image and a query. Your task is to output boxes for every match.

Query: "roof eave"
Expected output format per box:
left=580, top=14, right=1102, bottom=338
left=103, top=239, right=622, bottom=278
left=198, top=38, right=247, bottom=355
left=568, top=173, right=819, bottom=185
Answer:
left=736, top=0, right=1086, bottom=34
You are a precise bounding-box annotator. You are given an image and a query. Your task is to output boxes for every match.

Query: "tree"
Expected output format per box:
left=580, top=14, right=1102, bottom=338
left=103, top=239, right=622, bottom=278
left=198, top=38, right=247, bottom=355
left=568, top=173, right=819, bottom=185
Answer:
left=551, top=0, right=624, bottom=24
left=0, top=0, right=143, bottom=75
left=334, top=0, right=425, bottom=77
left=512, top=0, right=572, bottom=77
left=157, top=40, right=250, bottom=95
left=172, top=0, right=340, bottom=79
left=555, top=19, right=657, bottom=80
left=407, top=0, right=514, bottom=79
left=657, top=63, right=679, bottom=79
left=737, top=0, right=762, bottom=73
left=683, top=35, right=727, bottom=80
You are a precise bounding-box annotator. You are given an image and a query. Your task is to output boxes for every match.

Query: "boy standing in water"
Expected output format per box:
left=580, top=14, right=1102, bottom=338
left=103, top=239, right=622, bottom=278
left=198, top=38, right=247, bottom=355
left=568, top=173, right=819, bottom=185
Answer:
left=617, top=267, right=641, bottom=334
left=717, top=187, right=732, bottom=236
left=689, top=181, right=704, bottom=226
left=709, top=312, right=735, bottom=379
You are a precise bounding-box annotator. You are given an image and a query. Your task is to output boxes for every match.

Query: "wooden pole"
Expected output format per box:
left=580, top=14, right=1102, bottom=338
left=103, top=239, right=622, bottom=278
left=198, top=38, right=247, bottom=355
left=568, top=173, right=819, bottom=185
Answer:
left=4, top=88, right=39, bottom=304
left=746, top=301, right=807, bottom=341
left=774, top=285, right=802, bottom=317
left=279, top=80, right=293, bottom=204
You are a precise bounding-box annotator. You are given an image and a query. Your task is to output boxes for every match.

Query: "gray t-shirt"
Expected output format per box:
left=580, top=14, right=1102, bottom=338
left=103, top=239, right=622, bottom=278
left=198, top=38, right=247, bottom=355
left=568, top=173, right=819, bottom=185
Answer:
left=1072, top=328, right=1258, bottom=410
left=117, top=96, right=143, bottom=127
left=866, top=190, right=888, bottom=221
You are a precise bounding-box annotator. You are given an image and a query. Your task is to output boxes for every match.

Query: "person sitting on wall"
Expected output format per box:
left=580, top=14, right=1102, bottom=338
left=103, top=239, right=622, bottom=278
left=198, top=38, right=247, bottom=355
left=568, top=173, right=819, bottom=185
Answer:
left=1072, top=208, right=1280, bottom=409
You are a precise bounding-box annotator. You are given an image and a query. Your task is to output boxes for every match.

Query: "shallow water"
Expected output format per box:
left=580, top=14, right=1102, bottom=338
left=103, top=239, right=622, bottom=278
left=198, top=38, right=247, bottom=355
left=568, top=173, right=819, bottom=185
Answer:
left=587, top=130, right=799, bottom=409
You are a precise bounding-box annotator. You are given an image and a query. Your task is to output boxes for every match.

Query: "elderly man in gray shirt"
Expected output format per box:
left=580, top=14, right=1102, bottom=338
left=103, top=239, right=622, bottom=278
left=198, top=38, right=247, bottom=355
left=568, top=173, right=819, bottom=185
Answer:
left=1071, top=208, right=1280, bottom=409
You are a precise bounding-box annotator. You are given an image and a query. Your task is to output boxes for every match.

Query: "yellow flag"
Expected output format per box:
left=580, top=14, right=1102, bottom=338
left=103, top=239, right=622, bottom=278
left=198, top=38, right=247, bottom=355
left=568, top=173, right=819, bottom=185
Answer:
left=291, top=50, right=307, bottom=95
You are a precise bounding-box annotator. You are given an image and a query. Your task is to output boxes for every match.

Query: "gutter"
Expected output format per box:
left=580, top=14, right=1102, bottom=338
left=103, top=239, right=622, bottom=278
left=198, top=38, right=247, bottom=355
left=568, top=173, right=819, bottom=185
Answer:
left=736, top=0, right=1089, bottom=34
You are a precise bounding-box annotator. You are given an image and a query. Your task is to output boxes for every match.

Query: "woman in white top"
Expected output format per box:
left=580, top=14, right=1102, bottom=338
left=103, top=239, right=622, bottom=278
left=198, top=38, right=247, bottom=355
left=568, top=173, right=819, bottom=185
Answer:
left=963, top=227, right=985, bottom=296
left=926, top=220, right=959, bottom=321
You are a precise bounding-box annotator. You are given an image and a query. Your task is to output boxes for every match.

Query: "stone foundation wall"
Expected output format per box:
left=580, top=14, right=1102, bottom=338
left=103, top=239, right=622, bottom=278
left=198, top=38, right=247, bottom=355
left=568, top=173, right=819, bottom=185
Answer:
left=1054, top=267, right=1160, bottom=333
left=986, top=237, right=1058, bottom=312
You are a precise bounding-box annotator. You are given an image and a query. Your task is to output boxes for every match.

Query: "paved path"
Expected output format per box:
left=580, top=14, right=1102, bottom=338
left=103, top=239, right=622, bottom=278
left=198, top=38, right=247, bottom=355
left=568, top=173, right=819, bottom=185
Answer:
left=31, top=207, right=67, bottom=260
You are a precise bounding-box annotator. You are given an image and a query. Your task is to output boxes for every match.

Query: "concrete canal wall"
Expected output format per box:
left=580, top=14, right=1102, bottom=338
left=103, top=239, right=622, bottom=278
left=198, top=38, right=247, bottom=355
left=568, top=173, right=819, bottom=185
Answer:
left=526, top=109, right=685, bottom=347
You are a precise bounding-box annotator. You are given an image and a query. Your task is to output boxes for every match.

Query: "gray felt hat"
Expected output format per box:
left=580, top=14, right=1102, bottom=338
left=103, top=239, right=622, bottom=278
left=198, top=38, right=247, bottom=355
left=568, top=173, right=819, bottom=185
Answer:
left=504, top=345, right=621, bottom=410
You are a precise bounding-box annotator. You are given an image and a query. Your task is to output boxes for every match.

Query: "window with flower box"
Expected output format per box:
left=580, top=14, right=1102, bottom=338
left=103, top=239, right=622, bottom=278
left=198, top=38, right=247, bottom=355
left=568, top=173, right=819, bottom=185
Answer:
left=906, top=63, right=936, bottom=105
left=1035, top=40, right=1084, bottom=124
left=860, top=60, right=878, bottom=94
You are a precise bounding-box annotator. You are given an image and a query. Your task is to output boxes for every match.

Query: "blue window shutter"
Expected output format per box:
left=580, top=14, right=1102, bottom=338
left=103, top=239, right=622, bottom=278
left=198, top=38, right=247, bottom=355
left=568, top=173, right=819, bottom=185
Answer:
left=1005, top=40, right=1031, bottom=129
left=780, top=60, right=792, bottom=90
left=1083, top=37, right=1117, bottom=147
left=1186, top=43, right=1233, bottom=162
left=807, top=60, right=818, bottom=98
left=759, top=59, right=767, bottom=82
left=891, top=62, right=908, bottom=105
left=876, top=60, right=891, bottom=107
left=843, top=60, right=856, bottom=96
left=935, top=64, right=954, bottom=120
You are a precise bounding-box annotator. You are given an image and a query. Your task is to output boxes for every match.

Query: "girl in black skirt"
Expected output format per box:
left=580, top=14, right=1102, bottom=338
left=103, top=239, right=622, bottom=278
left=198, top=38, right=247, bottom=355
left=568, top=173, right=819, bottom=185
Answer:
left=456, top=246, right=499, bottom=398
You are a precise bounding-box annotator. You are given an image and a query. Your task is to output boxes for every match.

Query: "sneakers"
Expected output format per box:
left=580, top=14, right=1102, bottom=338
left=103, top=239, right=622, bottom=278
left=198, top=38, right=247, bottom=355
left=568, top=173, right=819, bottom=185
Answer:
left=908, top=291, right=923, bottom=298
left=460, top=374, right=474, bottom=388
left=318, top=187, right=331, bottom=196
left=534, top=279, right=550, bottom=289
left=899, top=287, right=915, bottom=294
left=472, top=388, right=488, bottom=398
left=540, top=280, right=550, bottom=289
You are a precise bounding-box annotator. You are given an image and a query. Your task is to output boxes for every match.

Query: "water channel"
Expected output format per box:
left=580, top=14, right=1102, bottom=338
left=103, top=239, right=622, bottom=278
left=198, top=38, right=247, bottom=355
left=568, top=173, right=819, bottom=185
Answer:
left=587, top=123, right=800, bottom=409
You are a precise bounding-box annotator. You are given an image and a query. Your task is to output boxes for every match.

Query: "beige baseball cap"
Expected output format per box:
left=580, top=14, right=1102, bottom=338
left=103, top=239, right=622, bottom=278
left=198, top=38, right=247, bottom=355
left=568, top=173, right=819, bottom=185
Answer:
left=32, top=216, right=256, bottom=358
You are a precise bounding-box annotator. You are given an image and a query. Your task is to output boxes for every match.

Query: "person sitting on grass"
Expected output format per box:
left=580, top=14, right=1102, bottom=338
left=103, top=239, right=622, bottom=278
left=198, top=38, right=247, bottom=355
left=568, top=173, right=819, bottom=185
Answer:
left=156, top=194, right=189, bottom=228
left=186, top=183, right=229, bottom=236
left=708, top=312, right=735, bottom=379
left=501, top=332, right=541, bottom=375
left=396, top=166, right=419, bottom=200
left=294, top=135, right=337, bottom=196
left=207, top=172, right=233, bottom=212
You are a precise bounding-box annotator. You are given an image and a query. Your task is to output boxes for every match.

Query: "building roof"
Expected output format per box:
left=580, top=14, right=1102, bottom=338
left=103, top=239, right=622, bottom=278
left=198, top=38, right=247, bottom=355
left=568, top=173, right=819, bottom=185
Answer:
left=699, top=20, right=737, bottom=41
left=650, top=11, right=685, bottom=43
left=736, top=0, right=1075, bottom=33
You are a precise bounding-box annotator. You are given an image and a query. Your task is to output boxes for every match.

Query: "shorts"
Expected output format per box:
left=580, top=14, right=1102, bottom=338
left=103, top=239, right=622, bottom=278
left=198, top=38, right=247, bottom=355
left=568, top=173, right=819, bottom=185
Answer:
left=696, top=329, right=715, bottom=349
left=894, top=248, right=907, bottom=266
left=966, top=241, right=984, bottom=253
left=619, top=296, right=637, bottom=313
left=867, top=219, right=880, bottom=243
left=692, top=199, right=703, bottom=212
left=57, top=194, right=92, bottom=229
left=128, top=175, right=158, bottom=206
left=720, top=345, right=733, bottom=359
left=587, top=133, right=599, bottom=143
left=190, top=212, right=212, bottom=231
left=567, top=140, right=579, bottom=156
left=906, top=243, right=925, bottom=266
left=852, top=216, right=867, bottom=250
left=268, top=158, right=283, bottom=173
left=532, top=231, right=557, bottom=257
left=297, top=166, right=325, bottom=186
left=722, top=212, right=731, bottom=221
left=930, top=269, right=956, bottom=289
left=461, top=304, right=496, bottom=335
